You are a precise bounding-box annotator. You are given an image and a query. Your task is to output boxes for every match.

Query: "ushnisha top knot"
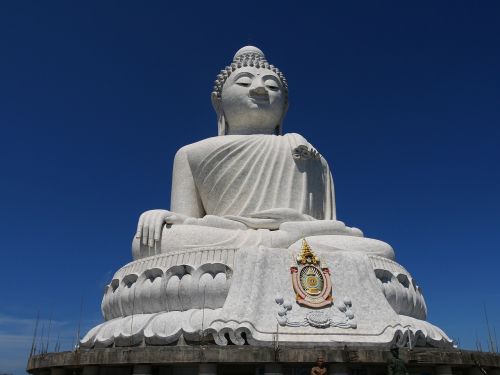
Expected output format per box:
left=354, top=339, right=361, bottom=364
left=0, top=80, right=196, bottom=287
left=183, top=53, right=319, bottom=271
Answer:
left=211, top=45, right=289, bottom=101
left=233, top=45, right=265, bottom=60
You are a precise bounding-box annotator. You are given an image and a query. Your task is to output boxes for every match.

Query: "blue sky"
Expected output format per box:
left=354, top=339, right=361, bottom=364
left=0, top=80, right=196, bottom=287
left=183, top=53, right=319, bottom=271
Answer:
left=1, top=1, right=499, bottom=374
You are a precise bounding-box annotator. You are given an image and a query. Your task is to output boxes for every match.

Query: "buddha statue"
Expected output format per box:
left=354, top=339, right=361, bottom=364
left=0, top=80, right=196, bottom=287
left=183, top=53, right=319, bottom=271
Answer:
left=81, top=46, right=452, bottom=349
left=132, top=46, right=392, bottom=261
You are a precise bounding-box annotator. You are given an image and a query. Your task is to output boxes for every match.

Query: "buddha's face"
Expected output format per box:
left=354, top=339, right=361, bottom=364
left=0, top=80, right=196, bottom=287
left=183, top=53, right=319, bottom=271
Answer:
left=221, top=66, right=286, bottom=135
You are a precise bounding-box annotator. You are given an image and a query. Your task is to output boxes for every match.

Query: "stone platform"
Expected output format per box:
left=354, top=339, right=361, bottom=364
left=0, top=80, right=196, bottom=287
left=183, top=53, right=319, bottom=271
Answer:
left=27, top=346, right=500, bottom=375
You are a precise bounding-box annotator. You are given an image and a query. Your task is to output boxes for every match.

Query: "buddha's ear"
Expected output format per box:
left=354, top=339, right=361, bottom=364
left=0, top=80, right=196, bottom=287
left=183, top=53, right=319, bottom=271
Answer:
left=211, top=92, right=227, bottom=136
left=276, top=101, right=289, bottom=135
left=218, top=113, right=227, bottom=136
left=211, top=92, right=220, bottom=112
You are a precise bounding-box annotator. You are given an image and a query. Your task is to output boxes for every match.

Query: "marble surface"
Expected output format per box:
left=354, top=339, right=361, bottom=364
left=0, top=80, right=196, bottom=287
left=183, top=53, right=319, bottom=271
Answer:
left=81, top=45, right=452, bottom=349
left=82, top=245, right=450, bottom=348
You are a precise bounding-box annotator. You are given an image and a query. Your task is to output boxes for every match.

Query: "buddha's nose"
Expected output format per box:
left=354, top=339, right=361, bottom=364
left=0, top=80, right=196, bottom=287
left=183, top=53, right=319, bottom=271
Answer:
left=249, top=86, right=268, bottom=96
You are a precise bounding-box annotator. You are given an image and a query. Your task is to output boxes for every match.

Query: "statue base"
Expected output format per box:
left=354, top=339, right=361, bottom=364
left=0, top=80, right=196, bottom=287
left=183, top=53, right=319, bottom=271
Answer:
left=81, top=241, right=452, bottom=349
left=27, top=346, right=500, bottom=375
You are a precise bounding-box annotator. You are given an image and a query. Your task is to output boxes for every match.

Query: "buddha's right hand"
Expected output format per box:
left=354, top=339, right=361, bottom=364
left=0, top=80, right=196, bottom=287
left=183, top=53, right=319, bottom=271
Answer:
left=136, top=209, right=187, bottom=247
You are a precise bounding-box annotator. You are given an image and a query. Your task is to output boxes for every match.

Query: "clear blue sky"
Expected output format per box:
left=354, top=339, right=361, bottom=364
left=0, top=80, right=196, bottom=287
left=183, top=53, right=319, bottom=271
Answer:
left=1, top=1, right=499, bottom=374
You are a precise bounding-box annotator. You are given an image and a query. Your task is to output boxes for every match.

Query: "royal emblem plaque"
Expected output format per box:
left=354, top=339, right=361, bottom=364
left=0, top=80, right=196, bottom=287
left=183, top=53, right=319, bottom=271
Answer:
left=291, top=239, right=333, bottom=308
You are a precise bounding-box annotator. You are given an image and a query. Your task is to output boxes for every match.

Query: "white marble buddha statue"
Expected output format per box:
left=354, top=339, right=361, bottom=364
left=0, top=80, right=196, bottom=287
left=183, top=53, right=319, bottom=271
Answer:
left=82, top=46, right=452, bottom=349
left=132, top=46, right=393, bottom=260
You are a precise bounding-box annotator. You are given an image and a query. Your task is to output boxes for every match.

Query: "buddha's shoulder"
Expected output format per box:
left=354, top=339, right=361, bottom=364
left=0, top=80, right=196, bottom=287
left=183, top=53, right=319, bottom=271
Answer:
left=174, top=136, right=244, bottom=166
left=175, top=135, right=239, bottom=156
left=175, top=133, right=312, bottom=158
left=177, top=134, right=292, bottom=153
left=284, top=132, right=309, bottom=143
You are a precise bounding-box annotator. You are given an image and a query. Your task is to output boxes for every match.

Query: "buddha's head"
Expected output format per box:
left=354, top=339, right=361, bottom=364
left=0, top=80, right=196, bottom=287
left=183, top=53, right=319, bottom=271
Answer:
left=211, top=46, right=289, bottom=135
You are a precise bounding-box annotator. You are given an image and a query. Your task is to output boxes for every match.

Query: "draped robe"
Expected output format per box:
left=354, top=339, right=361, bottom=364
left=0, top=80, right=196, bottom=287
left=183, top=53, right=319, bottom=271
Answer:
left=181, top=133, right=336, bottom=221
left=132, top=133, right=394, bottom=260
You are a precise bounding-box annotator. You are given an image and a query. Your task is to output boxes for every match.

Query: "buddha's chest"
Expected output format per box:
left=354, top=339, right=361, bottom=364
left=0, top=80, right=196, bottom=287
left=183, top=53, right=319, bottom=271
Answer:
left=189, top=136, right=328, bottom=215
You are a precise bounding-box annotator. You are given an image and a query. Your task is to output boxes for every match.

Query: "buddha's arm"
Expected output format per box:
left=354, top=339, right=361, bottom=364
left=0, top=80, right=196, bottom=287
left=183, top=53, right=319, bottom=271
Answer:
left=134, top=147, right=205, bottom=249
left=323, top=157, right=336, bottom=220
left=170, top=146, right=205, bottom=218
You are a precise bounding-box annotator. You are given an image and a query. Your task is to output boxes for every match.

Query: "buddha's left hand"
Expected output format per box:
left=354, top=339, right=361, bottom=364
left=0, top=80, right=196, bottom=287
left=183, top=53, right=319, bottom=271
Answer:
left=224, top=208, right=314, bottom=230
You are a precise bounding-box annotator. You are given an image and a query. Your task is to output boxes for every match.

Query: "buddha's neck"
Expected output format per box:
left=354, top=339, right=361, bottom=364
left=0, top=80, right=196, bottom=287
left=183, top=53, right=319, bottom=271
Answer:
left=226, top=125, right=277, bottom=135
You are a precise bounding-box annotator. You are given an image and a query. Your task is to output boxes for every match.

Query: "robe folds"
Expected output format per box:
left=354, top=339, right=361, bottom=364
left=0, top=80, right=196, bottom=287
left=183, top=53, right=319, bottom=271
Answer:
left=132, top=134, right=395, bottom=260
left=183, top=133, right=336, bottom=220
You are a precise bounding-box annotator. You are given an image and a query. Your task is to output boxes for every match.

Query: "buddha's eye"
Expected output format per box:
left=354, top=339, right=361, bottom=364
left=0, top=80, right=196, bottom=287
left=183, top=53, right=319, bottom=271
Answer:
left=235, top=76, right=252, bottom=87
left=264, top=79, right=279, bottom=91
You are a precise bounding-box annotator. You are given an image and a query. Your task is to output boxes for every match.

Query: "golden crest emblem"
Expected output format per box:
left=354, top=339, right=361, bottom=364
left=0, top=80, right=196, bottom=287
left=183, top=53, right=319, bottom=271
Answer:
left=291, top=239, right=332, bottom=308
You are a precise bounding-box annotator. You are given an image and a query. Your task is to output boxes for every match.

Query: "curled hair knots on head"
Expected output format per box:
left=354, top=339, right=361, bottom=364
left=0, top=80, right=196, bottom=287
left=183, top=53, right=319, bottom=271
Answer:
left=211, top=48, right=289, bottom=101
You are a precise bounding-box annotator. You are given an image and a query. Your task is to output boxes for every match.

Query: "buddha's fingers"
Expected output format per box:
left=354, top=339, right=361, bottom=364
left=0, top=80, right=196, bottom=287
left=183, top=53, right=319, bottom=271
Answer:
left=136, top=213, right=144, bottom=239
left=153, top=212, right=165, bottom=242
left=148, top=214, right=157, bottom=248
left=142, top=214, right=151, bottom=246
